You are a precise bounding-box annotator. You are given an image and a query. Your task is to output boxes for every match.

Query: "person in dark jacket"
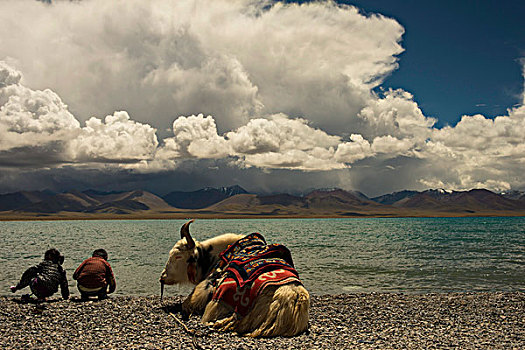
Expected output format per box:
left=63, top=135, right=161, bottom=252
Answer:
left=10, top=248, right=70, bottom=301
left=73, top=249, right=116, bottom=300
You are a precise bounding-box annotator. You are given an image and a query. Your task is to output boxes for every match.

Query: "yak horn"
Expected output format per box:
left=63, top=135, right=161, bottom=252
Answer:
left=180, top=219, right=196, bottom=249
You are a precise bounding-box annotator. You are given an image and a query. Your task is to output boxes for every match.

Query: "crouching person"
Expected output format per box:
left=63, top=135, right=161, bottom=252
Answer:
left=10, top=248, right=69, bottom=302
left=73, top=249, right=116, bottom=301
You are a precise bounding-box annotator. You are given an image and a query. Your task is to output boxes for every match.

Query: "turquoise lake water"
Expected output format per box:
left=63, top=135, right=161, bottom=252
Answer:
left=1, top=217, right=524, bottom=297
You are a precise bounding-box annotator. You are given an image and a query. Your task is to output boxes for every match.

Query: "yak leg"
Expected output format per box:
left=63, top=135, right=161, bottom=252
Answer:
left=210, top=314, right=238, bottom=332
left=201, top=300, right=234, bottom=325
left=182, top=280, right=213, bottom=316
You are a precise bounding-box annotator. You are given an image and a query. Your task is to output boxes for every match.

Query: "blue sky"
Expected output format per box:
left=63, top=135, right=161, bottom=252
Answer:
left=0, top=0, right=524, bottom=196
left=345, top=0, right=525, bottom=127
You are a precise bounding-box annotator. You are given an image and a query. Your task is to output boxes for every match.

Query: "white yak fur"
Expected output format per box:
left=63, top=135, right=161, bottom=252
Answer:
left=185, top=280, right=310, bottom=337
left=160, top=221, right=310, bottom=337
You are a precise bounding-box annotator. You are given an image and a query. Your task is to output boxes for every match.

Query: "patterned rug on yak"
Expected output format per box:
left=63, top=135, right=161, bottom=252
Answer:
left=211, top=232, right=302, bottom=316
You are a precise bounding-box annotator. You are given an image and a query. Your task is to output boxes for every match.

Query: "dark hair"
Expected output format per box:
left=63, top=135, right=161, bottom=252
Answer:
left=44, top=248, right=64, bottom=265
left=92, top=249, right=108, bottom=260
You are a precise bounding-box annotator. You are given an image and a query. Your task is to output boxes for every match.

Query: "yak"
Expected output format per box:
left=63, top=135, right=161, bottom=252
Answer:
left=160, top=220, right=309, bottom=337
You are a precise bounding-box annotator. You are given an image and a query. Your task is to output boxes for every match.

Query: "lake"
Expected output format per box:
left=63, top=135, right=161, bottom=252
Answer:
left=1, top=217, right=524, bottom=297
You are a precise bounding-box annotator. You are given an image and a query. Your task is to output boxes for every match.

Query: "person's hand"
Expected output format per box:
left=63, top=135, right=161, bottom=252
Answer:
left=10, top=286, right=17, bottom=293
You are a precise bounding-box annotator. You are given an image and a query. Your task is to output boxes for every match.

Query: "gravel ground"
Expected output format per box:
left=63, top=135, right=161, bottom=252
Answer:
left=0, top=292, right=523, bottom=349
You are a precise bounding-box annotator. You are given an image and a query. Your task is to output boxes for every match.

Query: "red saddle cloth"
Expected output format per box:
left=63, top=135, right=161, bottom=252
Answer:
left=211, top=233, right=302, bottom=317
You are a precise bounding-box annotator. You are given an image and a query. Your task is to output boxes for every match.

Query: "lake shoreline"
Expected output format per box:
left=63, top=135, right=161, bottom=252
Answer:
left=1, top=292, right=523, bottom=349
left=2, top=211, right=525, bottom=221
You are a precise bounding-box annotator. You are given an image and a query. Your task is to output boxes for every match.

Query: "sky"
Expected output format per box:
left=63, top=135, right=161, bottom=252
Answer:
left=0, top=0, right=524, bottom=197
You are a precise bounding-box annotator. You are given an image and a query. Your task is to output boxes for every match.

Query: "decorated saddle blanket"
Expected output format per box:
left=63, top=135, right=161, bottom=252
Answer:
left=211, top=233, right=302, bottom=317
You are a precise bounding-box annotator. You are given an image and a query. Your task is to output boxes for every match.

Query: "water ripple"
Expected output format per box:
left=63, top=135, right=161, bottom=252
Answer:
left=1, top=217, right=524, bottom=296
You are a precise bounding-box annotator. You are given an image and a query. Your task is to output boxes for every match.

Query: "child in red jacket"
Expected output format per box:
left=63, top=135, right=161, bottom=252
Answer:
left=73, top=249, right=116, bottom=301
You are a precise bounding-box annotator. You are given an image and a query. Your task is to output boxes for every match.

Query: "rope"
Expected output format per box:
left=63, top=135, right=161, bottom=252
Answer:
left=168, top=311, right=203, bottom=350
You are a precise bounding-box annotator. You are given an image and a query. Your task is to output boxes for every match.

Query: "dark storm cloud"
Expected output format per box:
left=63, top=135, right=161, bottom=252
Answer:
left=0, top=0, right=524, bottom=195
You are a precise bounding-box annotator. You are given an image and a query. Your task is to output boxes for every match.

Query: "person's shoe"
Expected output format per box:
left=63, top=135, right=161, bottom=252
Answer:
left=10, top=286, right=17, bottom=293
left=34, top=303, right=46, bottom=313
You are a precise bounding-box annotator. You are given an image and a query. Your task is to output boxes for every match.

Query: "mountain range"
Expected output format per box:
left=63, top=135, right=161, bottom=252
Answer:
left=162, top=185, right=247, bottom=209
left=0, top=186, right=524, bottom=219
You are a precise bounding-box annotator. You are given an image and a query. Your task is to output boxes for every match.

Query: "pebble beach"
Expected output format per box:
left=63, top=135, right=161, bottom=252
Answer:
left=1, top=292, right=523, bottom=349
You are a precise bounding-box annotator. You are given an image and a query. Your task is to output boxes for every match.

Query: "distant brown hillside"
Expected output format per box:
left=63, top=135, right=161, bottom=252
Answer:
left=5, top=190, right=171, bottom=215
left=1, top=187, right=525, bottom=220
left=196, top=188, right=525, bottom=218
left=0, top=190, right=54, bottom=211
left=398, top=189, right=524, bottom=212
left=207, top=189, right=405, bottom=217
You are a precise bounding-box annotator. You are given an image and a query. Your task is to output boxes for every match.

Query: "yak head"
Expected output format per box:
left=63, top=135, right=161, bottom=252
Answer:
left=160, top=219, right=244, bottom=299
left=160, top=219, right=202, bottom=286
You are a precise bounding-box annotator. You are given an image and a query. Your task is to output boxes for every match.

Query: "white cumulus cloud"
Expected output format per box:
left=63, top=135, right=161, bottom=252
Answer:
left=68, top=111, right=159, bottom=163
left=0, top=63, right=80, bottom=152
left=157, top=113, right=345, bottom=171
left=0, top=62, right=158, bottom=166
left=158, top=114, right=229, bottom=159
left=418, top=105, right=525, bottom=192
left=0, top=0, right=403, bottom=136
left=0, top=1, right=524, bottom=196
